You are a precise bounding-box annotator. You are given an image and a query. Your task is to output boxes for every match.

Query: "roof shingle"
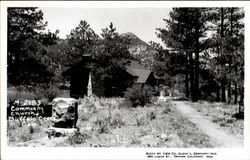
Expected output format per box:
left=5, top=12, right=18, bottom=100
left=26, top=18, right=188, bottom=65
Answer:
left=126, top=60, right=152, bottom=83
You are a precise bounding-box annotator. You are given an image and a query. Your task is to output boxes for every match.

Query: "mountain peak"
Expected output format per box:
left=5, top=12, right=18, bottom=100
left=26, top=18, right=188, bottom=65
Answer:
left=120, top=32, right=158, bottom=70
left=120, top=32, right=151, bottom=47
left=120, top=32, right=139, bottom=39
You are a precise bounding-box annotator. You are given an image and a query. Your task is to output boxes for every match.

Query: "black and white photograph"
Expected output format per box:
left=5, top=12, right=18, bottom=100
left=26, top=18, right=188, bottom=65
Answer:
left=1, top=1, right=250, bottom=160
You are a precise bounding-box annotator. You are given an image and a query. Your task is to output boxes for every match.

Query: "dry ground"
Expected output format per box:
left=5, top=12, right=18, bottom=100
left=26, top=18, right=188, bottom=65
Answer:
left=7, top=98, right=243, bottom=147
left=172, top=101, right=243, bottom=147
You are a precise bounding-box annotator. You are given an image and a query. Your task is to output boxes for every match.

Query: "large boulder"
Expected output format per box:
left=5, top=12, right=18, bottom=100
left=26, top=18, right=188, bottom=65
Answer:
left=52, top=98, right=78, bottom=128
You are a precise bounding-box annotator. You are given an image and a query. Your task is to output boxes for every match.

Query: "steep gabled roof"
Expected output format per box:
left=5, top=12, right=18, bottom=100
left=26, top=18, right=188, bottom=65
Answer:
left=126, top=60, right=152, bottom=83
left=63, top=59, right=153, bottom=84
left=126, top=67, right=138, bottom=77
left=132, top=69, right=152, bottom=83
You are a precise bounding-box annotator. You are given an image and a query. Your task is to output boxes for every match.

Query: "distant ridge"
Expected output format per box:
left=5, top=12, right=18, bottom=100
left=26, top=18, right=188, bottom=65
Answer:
left=121, top=32, right=158, bottom=70
left=58, top=32, right=158, bottom=70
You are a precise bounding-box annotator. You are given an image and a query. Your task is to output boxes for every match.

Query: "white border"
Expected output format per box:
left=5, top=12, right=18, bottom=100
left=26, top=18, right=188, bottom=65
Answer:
left=1, top=1, right=250, bottom=160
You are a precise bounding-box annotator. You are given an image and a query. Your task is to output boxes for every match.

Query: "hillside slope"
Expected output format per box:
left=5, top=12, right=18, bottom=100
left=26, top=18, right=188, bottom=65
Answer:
left=121, top=32, right=158, bottom=69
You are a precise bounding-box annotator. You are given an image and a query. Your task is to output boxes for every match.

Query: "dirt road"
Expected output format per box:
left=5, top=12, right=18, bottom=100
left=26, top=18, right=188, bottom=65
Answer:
left=172, top=101, right=243, bottom=148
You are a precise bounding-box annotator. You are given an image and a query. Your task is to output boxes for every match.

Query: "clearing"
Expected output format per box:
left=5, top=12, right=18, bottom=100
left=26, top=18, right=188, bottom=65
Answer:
left=7, top=98, right=243, bottom=147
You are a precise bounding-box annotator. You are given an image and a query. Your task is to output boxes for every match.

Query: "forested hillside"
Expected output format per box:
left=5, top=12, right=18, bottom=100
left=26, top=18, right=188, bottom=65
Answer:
left=7, top=7, right=244, bottom=105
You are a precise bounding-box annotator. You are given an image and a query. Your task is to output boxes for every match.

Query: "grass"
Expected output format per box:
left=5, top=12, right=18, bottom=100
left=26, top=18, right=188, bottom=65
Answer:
left=8, top=88, right=35, bottom=104
left=7, top=118, right=52, bottom=146
left=7, top=97, right=214, bottom=147
left=7, top=87, right=70, bottom=104
left=188, top=101, right=244, bottom=139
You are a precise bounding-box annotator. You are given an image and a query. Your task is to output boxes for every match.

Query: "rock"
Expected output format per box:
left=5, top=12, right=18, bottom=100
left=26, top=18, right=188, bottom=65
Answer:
left=52, top=98, right=77, bottom=106
left=52, top=98, right=78, bottom=128
left=157, top=133, right=168, bottom=140
left=46, top=127, right=78, bottom=138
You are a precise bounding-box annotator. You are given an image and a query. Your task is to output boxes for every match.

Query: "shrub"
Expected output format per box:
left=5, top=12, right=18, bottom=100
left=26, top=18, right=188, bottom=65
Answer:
left=67, top=131, right=90, bottom=145
left=131, top=138, right=141, bottom=145
left=110, top=113, right=125, bottom=128
left=28, top=125, right=35, bottom=134
left=31, top=85, right=61, bottom=102
left=124, top=85, right=153, bottom=107
left=135, top=114, right=148, bottom=126
left=20, top=134, right=33, bottom=142
left=152, top=87, right=160, bottom=96
left=93, top=118, right=110, bottom=134
left=163, top=108, right=172, bottom=114
left=147, top=111, right=156, bottom=121
left=79, top=112, right=91, bottom=121
left=7, top=87, right=35, bottom=104
left=43, top=86, right=60, bottom=102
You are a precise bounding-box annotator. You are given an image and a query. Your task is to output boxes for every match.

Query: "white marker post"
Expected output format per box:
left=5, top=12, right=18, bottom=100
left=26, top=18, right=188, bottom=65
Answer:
left=87, top=72, right=92, bottom=97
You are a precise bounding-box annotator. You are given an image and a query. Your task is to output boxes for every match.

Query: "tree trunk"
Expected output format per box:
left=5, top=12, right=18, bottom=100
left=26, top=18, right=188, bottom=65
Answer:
left=227, top=58, right=232, bottom=104
left=227, top=82, right=231, bottom=104
left=216, top=84, right=220, bottom=102
left=220, top=8, right=224, bottom=37
left=239, top=86, right=244, bottom=112
left=194, top=15, right=200, bottom=102
left=189, top=52, right=195, bottom=102
left=220, top=8, right=226, bottom=103
left=221, top=78, right=226, bottom=102
left=234, top=55, right=238, bottom=104
left=227, top=8, right=233, bottom=104
left=193, top=54, right=199, bottom=102
left=185, top=51, right=190, bottom=98
left=234, top=83, right=238, bottom=104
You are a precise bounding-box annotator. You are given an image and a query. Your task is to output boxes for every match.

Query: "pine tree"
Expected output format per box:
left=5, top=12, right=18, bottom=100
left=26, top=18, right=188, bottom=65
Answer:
left=208, top=7, right=244, bottom=103
left=66, top=20, right=99, bottom=65
left=8, top=8, right=58, bottom=87
left=92, top=23, right=133, bottom=96
left=157, top=8, right=210, bottom=101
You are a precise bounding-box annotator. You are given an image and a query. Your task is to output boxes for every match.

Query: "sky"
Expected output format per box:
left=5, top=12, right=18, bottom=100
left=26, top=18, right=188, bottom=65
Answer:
left=40, top=8, right=171, bottom=45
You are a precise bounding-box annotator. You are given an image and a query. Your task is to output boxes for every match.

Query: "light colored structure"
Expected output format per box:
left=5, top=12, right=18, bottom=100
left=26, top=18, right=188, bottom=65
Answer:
left=87, top=72, right=92, bottom=97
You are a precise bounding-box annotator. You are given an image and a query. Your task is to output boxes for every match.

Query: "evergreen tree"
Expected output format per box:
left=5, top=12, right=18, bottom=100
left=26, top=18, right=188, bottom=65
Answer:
left=150, top=41, right=186, bottom=88
left=66, top=22, right=133, bottom=96
left=92, top=23, right=133, bottom=96
left=208, top=7, right=244, bottom=103
left=157, top=8, right=210, bottom=101
left=7, top=7, right=58, bottom=87
left=66, top=20, right=99, bottom=65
